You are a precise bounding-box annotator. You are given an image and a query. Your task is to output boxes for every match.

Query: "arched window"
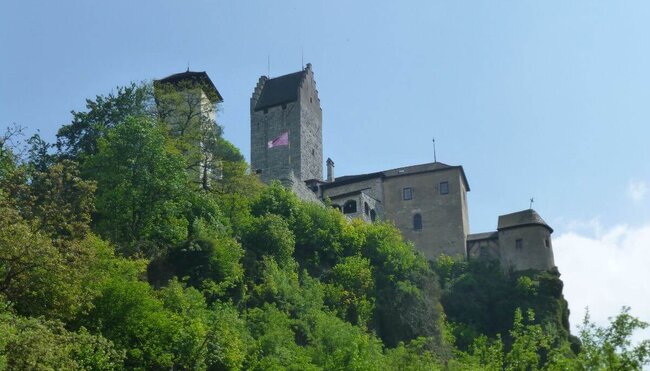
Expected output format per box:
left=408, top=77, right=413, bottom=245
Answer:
left=370, top=209, right=376, bottom=222
left=343, top=200, right=357, bottom=214
left=331, top=204, right=342, bottom=212
left=413, top=213, right=422, bottom=230
left=364, top=202, right=370, bottom=216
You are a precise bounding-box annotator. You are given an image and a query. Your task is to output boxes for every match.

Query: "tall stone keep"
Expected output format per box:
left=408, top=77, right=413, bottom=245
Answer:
left=250, top=64, right=323, bottom=193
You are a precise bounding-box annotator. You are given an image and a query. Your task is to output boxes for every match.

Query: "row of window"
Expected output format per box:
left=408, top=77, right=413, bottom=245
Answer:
left=402, top=181, right=449, bottom=201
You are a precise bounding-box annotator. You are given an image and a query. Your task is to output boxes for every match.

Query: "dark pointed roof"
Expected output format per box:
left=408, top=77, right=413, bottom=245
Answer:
left=497, top=209, right=553, bottom=233
left=254, top=70, right=306, bottom=111
left=155, top=71, right=223, bottom=103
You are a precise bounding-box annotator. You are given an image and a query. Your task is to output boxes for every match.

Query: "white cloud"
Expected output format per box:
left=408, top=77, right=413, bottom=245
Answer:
left=627, top=180, right=648, bottom=202
left=554, top=222, right=650, bottom=343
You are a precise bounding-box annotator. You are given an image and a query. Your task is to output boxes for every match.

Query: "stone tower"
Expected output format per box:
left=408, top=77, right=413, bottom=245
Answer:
left=154, top=71, right=223, bottom=188
left=250, top=64, right=323, bottom=194
left=496, top=209, right=555, bottom=271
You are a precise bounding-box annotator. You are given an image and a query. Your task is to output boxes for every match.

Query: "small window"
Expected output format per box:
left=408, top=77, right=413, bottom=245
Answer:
left=310, top=97, right=313, bottom=103
left=343, top=200, right=357, bottom=214
left=331, top=204, right=342, bottom=212
left=370, top=209, right=376, bottom=222
left=263, top=108, right=268, bottom=114
left=311, top=148, right=315, bottom=156
left=413, top=214, right=422, bottom=230
left=439, top=181, right=449, bottom=195
left=403, top=187, right=413, bottom=200
left=364, top=202, right=370, bottom=216
left=515, top=239, right=523, bottom=249
left=545, top=239, right=550, bottom=248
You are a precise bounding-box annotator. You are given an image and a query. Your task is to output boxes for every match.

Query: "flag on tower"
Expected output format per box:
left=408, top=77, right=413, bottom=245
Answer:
left=268, top=132, right=289, bottom=148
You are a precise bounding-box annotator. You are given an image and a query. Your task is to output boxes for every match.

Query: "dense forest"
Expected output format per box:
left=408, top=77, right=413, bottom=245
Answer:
left=0, top=82, right=648, bottom=370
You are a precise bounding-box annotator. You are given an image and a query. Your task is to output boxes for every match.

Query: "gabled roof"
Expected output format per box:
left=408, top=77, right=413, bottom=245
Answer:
left=497, top=209, right=553, bottom=233
left=321, top=171, right=384, bottom=188
left=321, top=161, right=470, bottom=191
left=155, top=71, right=223, bottom=103
left=467, top=231, right=499, bottom=241
left=254, top=70, right=306, bottom=111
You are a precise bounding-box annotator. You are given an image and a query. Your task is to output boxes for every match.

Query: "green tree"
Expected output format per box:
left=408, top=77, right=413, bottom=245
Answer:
left=324, top=255, right=375, bottom=327
left=0, top=205, right=98, bottom=320
left=87, top=115, right=189, bottom=256
left=0, top=310, right=124, bottom=370
left=26, top=159, right=96, bottom=241
left=575, top=307, right=650, bottom=370
left=243, top=213, right=296, bottom=269
left=155, top=80, right=244, bottom=190
left=56, top=83, right=154, bottom=160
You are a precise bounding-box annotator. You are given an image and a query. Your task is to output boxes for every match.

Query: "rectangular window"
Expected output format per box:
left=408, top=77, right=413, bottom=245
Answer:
left=545, top=239, right=550, bottom=248
left=439, top=181, right=449, bottom=195
left=515, top=239, right=523, bottom=249
left=402, top=187, right=413, bottom=200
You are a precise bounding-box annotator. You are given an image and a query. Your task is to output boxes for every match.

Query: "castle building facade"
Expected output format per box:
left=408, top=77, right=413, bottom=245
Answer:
left=156, top=65, right=556, bottom=272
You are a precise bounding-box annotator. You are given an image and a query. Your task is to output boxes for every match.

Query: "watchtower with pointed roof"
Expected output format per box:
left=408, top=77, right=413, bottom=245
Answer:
left=250, top=63, right=323, bottom=194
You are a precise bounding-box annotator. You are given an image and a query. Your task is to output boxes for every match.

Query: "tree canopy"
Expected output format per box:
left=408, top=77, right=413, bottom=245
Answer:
left=1, top=82, right=648, bottom=370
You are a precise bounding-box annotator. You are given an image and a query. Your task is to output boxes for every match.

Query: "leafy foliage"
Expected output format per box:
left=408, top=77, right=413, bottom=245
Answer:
left=1, top=83, right=648, bottom=369
left=87, top=116, right=190, bottom=256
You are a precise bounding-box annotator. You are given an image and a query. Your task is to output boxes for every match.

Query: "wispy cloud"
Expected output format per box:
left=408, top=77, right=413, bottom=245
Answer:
left=627, top=180, right=648, bottom=202
left=554, top=222, right=650, bottom=343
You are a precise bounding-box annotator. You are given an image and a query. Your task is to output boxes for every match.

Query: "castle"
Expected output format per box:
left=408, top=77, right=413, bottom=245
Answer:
left=158, top=65, right=556, bottom=272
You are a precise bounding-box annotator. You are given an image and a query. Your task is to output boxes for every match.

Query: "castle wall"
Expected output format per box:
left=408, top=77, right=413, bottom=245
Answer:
left=382, top=168, right=468, bottom=260
left=298, top=66, right=323, bottom=181
left=498, top=225, right=555, bottom=271
left=467, top=235, right=500, bottom=261
left=251, top=99, right=302, bottom=184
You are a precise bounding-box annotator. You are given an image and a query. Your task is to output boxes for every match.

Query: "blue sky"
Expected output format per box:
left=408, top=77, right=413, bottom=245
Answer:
left=2, top=1, right=649, bottom=336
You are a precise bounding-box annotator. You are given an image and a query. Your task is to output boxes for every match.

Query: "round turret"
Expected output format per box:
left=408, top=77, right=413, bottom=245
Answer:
left=497, top=209, right=555, bottom=271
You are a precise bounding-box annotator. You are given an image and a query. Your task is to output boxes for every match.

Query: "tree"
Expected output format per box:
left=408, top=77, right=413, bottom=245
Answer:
left=27, top=159, right=96, bottom=241
left=86, top=115, right=189, bottom=256
left=155, top=80, right=244, bottom=190
left=0, top=204, right=100, bottom=321
left=0, top=311, right=124, bottom=370
left=575, top=307, right=650, bottom=370
left=56, top=83, right=154, bottom=160
left=324, top=255, right=375, bottom=327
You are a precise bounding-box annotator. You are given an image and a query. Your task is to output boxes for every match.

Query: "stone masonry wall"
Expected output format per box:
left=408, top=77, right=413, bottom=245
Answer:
left=382, top=168, right=468, bottom=260
left=298, top=64, right=323, bottom=181
left=498, top=225, right=555, bottom=271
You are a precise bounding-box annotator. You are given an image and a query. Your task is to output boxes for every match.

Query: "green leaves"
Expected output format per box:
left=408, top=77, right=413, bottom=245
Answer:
left=577, top=307, right=650, bottom=370
left=87, top=116, right=190, bottom=256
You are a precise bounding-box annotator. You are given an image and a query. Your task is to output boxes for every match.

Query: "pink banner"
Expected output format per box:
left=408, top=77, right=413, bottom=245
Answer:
left=267, top=132, right=289, bottom=148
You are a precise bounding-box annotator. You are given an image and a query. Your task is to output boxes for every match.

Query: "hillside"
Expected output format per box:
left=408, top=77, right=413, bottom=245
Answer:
left=0, top=83, right=648, bottom=370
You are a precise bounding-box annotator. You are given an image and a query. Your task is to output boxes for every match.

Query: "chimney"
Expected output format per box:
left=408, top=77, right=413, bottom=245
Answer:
left=326, top=158, right=335, bottom=182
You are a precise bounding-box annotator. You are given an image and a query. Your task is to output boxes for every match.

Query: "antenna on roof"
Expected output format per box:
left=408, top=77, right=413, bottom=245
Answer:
left=529, top=197, right=534, bottom=209
left=301, top=47, right=304, bottom=70
left=187, top=61, right=190, bottom=72
left=267, top=55, right=271, bottom=78
left=432, top=138, right=437, bottom=163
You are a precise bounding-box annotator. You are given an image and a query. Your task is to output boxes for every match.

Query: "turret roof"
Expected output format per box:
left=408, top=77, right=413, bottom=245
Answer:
left=497, top=209, right=553, bottom=233
left=155, top=71, right=223, bottom=103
